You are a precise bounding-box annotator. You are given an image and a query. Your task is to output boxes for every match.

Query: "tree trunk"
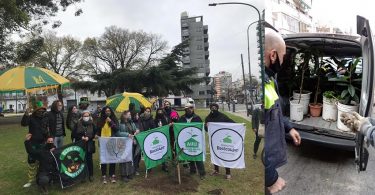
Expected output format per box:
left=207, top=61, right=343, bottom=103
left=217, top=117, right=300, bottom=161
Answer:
left=57, top=86, right=64, bottom=111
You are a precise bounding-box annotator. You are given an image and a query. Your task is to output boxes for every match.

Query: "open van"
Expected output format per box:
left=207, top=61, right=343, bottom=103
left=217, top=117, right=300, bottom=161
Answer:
left=276, top=16, right=374, bottom=150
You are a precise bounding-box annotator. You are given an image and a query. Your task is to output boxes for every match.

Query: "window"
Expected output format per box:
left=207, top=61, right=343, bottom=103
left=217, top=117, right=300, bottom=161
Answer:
left=196, top=27, right=202, bottom=32
left=199, top=91, right=205, bottom=95
left=196, top=36, right=203, bottom=41
left=196, top=45, right=203, bottom=50
left=18, top=104, right=21, bottom=110
left=197, top=73, right=205, bottom=77
left=282, top=13, right=299, bottom=33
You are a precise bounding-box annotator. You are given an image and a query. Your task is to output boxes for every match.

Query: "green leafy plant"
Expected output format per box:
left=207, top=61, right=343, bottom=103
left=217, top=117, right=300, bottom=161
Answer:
left=328, top=57, right=362, bottom=105
left=323, top=91, right=337, bottom=99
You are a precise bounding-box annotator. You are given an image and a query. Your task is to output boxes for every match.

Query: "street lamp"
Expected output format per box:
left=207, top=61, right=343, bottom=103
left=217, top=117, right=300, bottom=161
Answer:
left=209, top=2, right=265, bottom=116
left=247, top=20, right=258, bottom=109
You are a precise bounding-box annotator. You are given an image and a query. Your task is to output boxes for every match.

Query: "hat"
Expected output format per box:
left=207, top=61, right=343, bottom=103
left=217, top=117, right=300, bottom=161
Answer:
left=209, top=103, right=219, bottom=109
left=34, top=101, right=46, bottom=111
left=79, top=97, right=89, bottom=105
left=185, top=103, right=194, bottom=109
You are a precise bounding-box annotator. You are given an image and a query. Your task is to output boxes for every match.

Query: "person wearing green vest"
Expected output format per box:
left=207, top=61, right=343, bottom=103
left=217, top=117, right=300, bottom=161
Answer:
left=264, top=28, right=301, bottom=194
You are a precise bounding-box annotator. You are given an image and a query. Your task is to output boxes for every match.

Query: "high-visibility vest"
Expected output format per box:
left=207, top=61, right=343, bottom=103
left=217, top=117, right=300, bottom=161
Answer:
left=264, top=80, right=279, bottom=110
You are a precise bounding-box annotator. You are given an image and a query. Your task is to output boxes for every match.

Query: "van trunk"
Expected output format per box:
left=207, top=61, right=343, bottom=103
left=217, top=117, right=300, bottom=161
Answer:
left=277, top=34, right=363, bottom=141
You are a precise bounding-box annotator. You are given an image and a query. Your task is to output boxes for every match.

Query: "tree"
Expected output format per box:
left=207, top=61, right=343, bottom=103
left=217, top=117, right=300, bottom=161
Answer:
left=33, top=32, right=84, bottom=103
left=82, top=26, right=167, bottom=74
left=0, top=0, right=83, bottom=65
left=73, top=41, right=203, bottom=97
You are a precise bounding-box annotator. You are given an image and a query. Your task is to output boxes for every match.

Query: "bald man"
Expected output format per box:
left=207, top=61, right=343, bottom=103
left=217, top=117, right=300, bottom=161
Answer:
left=264, top=28, right=301, bottom=194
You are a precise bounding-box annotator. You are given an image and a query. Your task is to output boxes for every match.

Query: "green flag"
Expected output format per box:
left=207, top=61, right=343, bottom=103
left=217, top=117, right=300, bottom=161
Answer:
left=135, top=125, right=172, bottom=169
left=174, top=122, right=205, bottom=161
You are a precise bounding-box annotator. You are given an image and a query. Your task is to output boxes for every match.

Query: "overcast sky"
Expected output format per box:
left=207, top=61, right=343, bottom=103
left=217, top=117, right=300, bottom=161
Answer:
left=311, top=0, right=375, bottom=34
left=49, top=0, right=265, bottom=81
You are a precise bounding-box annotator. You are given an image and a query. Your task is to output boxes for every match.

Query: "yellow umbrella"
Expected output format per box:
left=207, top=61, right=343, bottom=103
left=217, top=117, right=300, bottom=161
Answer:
left=0, top=66, right=70, bottom=93
left=106, top=92, right=152, bottom=113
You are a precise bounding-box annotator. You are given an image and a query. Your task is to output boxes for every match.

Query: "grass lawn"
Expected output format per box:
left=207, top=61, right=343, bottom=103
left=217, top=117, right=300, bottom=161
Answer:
left=0, top=109, right=264, bottom=194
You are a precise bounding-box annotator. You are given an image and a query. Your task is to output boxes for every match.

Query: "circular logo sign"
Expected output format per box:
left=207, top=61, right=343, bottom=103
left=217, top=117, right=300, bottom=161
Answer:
left=59, top=146, right=86, bottom=178
left=177, top=126, right=203, bottom=156
left=211, top=128, right=243, bottom=162
left=143, top=132, right=168, bottom=161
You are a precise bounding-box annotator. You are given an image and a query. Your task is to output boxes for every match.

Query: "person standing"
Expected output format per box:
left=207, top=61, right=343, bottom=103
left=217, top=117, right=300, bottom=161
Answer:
left=252, top=105, right=264, bottom=159
left=47, top=100, right=66, bottom=148
left=97, top=106, right=118, bottom=184
left=139, top=107, right=156, bottom=132
left=74, top=110, right=96, bottom=182
left=21, top=102, right=49, bottom=188
left=66, top=105, right=80, bottom=142
left=154, top=108, right=170, bottom=172
left=205, top=103, right=234, bottom=180
left=92, top=104, right=102, bottom=126
left=178, top=103, right=206, bottom=179
left=264, top=28, right=301, bottom=194
left=116, top=111, right=139, bottom=181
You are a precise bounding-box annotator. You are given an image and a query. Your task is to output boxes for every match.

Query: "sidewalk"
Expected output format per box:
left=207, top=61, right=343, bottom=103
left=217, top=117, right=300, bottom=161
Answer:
left=224, top=110, right=251, bottom=122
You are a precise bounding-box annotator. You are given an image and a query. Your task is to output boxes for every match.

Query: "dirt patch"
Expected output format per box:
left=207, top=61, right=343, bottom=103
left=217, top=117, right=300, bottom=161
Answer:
left=134, top=174, right=199, bottom=193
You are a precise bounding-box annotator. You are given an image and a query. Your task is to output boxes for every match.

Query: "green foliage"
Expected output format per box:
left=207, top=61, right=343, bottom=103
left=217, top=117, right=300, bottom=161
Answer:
left=73, top=41, right=204, bottom=97
left=328, top=58, right=361, bottom=105
left=323, top=91, right=337, bottom=99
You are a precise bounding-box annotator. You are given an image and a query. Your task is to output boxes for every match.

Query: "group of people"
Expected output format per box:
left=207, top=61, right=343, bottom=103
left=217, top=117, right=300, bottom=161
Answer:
left=21, top=98, right=237, bottom=193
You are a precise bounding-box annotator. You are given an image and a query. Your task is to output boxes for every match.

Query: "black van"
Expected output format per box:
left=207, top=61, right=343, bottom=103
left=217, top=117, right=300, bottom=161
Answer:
left=276, top=16, right=374, bottom=151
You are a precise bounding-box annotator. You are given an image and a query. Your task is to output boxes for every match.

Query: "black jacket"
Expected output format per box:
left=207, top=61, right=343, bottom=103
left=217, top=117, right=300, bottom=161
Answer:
left=204, top=111, right=235, bottom=131
left=154, top=115, right=169, bottom=127
left=21, top=113, right=49, bottom=144
left=47, top=111, right=66, bottom=137
left=179, top=113, right=203, bottom=123
left=75, top=120, right=97, bottom=153
left=24, top=140, right=56, bottom=173
left=139, top=115, right=156, bottom=131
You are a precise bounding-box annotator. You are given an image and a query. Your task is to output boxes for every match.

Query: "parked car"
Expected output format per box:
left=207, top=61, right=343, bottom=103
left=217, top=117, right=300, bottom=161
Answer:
left=275, top=16, right=374, bottom=151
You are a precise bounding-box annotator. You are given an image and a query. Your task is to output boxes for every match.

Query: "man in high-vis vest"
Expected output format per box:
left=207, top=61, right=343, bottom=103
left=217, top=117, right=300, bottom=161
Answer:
left=264, top=28, right=301, bottom=194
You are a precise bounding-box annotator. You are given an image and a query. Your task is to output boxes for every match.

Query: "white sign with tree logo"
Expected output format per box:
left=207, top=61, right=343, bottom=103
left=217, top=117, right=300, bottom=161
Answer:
left=99, top=137, right=133, bottom=164
left=208, top=122, right=246, bottom=169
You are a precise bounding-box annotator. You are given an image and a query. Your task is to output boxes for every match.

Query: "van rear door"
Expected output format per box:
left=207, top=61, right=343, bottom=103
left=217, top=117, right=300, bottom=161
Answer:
left=357, top=15, right=375, bottom=117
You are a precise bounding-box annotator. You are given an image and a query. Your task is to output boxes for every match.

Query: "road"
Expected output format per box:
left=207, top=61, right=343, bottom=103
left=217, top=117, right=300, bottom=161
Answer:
left=231, top=108, right=375, bottom=194
left=277, top=141, right=375, bottom=195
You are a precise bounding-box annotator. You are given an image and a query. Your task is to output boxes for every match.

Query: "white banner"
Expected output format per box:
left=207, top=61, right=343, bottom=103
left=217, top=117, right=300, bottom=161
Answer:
left=208, top=122, right=246, bottom=169
left=99, top=137, right=133, bottom=164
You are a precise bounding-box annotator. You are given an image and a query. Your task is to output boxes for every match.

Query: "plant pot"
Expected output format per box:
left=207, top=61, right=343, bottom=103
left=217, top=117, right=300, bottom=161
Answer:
left=290, top=99, right=304, bottom=122
left=309, top=103, right=323, bottom=117
left=337, top=101, right=359, bottom=131
left=293, top=90, right=311, bottom=115
left=322, top=96, right=337, bottom=121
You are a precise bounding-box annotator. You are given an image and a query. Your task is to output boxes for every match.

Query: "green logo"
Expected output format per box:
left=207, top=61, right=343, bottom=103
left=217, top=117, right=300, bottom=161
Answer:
left=185, top=131, right=199, bottom=152
left=223, top=135, right=232, bottom=144
left=152, top=137, right=160, bottom=145
left=59, top=146, right=86, bottom=178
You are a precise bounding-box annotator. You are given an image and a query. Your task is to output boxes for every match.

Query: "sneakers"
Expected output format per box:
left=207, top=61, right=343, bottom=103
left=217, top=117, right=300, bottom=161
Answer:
left=102, top=176, right=107, bottom=184
left=135, top=171, right=140, bottom=176
left=225, top=174, right=232, bottom=180
left=110, top=175, right=117, bottom=183
left=23, top=182, right=32, bottom=188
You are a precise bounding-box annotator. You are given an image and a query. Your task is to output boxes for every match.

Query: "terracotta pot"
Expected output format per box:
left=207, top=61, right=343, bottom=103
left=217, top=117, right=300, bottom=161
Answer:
left=309, top=103, right=323, bottom=117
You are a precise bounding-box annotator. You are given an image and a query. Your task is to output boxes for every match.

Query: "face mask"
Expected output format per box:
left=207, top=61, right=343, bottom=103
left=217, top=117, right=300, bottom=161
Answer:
left=46, top=143, right=55, bottom=150
left=144, top=113, right=151, bottom=118
left=270, top=52, right=282, bottom=74
left=106, top=112, right=111, bottom=117
left=211, top=110, right=219, bottom=116
left=83, top=117, right=90, bottom=122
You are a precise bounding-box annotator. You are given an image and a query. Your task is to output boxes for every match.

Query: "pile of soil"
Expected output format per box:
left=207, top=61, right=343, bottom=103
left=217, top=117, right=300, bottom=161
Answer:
left=134, top=175, right=199, bottom=193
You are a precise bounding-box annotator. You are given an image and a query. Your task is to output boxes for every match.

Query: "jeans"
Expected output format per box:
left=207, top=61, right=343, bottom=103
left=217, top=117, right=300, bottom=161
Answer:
left=101, top=163, right=116, bottom=176
left=214, top=165, right=230, bottom=175
left=189, top=161, right=206, bottom=176
left=54, top=136, right=64, bottom=148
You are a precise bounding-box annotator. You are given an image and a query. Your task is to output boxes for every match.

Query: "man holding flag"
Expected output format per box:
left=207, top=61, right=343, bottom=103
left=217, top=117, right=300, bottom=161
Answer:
left=178, top=103, right=206, bottom=179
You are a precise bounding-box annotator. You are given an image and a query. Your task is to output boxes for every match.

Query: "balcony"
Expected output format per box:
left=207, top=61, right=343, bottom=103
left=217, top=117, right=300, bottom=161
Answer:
left=203, top=25, right=208, bottom=33
left=182, top=29, right=189, bottom=37
left=182, top=49, right=190, bottom=55
left=181, top=22, right=189, bottom=28
left=204, top=42, right=209, bottom=48
left=182, top=56, right=190, bottom=64
left=205, top=51, right=209, bottom=57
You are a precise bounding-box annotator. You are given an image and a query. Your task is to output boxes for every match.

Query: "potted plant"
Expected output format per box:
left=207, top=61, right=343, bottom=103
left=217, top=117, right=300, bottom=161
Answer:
left=292, top=51, right=312, bottom=118
left=308, top=56, right=325, bottom=117
left=328, top=57, right=361, bottom=130
left=322, top=91, right=338, bottom=121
